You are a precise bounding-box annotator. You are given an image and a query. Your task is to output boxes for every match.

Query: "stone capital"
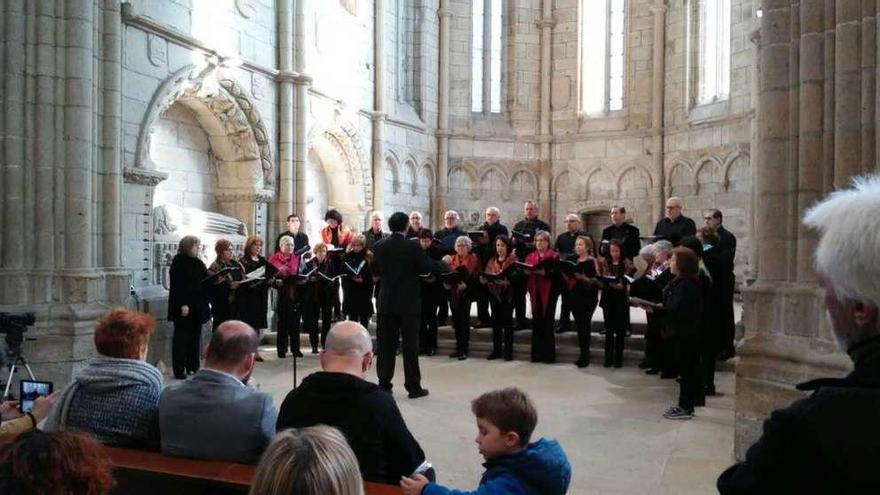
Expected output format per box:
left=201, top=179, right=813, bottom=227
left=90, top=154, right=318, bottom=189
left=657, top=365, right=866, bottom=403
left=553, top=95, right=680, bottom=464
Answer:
left=650, top=0, right=668, bottom=14
left=123, top=166, right=168, bottom=186
left=276, top=70, right=299, bottom=83
left=437, top=9, right=453, bottom=19
left=293, top=73, right=313, bottom=86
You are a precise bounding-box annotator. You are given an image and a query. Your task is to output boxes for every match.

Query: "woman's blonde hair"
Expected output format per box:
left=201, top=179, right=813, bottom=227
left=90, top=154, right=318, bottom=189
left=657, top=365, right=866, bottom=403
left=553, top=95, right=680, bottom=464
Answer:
left=244, top=235, right=264, bottom=256
left=249, top=426, right=364, bottom=495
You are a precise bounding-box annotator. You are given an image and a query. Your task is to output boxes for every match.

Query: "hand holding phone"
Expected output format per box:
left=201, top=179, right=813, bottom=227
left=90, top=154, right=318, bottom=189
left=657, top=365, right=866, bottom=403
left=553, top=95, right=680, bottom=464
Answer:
left=19, top=380, right=53, bottom=414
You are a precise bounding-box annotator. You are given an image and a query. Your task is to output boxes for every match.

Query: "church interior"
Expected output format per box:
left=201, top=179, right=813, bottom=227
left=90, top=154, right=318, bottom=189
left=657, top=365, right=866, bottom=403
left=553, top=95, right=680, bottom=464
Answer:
left=1, top=0, right=878, bottom=493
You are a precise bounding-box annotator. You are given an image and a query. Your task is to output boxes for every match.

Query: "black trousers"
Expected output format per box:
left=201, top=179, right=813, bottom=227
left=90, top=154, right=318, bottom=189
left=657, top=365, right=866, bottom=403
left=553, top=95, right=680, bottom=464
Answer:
left=420, top=288, right=439, bottom=352
left=436, top=290, right=449, bottom=325
left=572, top=292, right=598, bottom=361
left=558, top=291, right=574, bottom=328
left=304, top=294, right=330, bottom=349
left=172, top=317, right=202, bottom=377
left=602, top=303, right=629, bottom=367
left=450, top=293, right=472, bottom=354
left=644, top=313, right=664, bottom=369
left=488, top=297, right=514, bottom=357
left=512, top=278, right=529, bottom=328
left=377, top=312, right=422, bottom=393
left=530, top=294, right=558, bottom=363
left=276, top=295, right=302, bottom=357
left=475, top=285, right=491, bottom=324
left=699, top=330, right=717, bottom=394
left=662, top=335, right=679, bottom=377
left=677, top=335, right=700, bottom=412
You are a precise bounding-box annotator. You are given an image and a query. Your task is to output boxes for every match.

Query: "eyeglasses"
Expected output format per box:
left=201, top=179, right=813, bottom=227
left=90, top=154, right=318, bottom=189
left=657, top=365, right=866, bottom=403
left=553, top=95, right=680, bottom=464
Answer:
left=666, top=206, right=681, bottom=210
left=704, top=216, right=714, bottom=220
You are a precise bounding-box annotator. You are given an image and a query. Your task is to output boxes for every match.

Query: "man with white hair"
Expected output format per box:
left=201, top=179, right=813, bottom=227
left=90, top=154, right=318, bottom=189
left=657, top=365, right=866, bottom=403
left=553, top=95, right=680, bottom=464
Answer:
left=717, top=176, right=880, bottom=493
left=276, top=321, right=432, bottom=485
left=653, top=197, right=696, bottom=246
left=406, top=211, right=424, bottom=238
left=363, top=210, right=388, bottom=250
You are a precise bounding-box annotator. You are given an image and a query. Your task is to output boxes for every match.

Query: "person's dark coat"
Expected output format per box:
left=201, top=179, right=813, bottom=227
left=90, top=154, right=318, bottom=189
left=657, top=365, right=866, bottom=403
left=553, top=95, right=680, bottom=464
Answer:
left=434, top=226, right=466, bottom=254
left=653, top=215, right=697, bottom=246
left=422, top=438, right=572, bottom=495
left=373, top=232, right=448, bottom=316
left=715, top=225, right=737, bottom=267
left=341, top=249, right=374, bottom=318
left=363, top=228, right=388, bottom=251
left=476, top=221, right=509, bottom=263
left=274, top=230, right=310, bottom=253
left=601, top=222, right=641, bottom=260
left=660, top=276, right=702, bottom=338
left=511, top=218, right=551, bottom=260
left=276, top=371, right=428, bottom=485
left=167, top=254, right=210, bottom=324
left=237, top=255, right=269, bottom=330
left=554, top=230, right=587, bottom=257
left=717, top=335, right=880, bottom=494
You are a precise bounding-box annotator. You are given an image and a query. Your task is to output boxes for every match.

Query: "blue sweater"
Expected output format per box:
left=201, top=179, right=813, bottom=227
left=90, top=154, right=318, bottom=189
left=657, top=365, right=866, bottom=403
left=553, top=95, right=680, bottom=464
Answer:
left=423, top=438, right=571, bottom=495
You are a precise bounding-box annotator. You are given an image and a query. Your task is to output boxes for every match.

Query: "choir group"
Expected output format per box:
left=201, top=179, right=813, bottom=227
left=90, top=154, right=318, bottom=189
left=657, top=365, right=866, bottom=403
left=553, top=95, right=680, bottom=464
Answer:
left=167, top=197, right=736, bottom=419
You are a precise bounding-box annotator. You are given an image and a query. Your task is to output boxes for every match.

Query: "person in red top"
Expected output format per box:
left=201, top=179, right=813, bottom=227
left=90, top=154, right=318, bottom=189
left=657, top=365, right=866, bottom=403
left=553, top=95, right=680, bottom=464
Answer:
left=524, top=231, right=559, bottom=363
left=444, top=236, right=481, bottom=360
left=480, top=235, right=518, bottom=360
left=268, top=235, right=307, bottom=358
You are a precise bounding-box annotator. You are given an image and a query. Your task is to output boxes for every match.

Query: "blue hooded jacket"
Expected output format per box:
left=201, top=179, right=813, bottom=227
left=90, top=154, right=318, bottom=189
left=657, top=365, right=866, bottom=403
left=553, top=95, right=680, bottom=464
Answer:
left=422, top=438, right=571, bottom=495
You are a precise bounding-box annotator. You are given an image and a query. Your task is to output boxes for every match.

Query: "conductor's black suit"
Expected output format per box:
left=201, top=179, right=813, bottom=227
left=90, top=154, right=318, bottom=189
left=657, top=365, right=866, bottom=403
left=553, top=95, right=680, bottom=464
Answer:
left=372, top=232, right=448, bottom=395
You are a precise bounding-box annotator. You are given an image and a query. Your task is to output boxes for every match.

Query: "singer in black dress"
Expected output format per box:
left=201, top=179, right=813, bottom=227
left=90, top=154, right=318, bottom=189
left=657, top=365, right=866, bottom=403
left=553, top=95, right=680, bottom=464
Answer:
left=237, top=235, right=269, bottom=361
left=341, top=234, right=374, bottom=328
left=206, top=239, right=245, bottom=332
left=599, top=239, right=635, bottom=368
left=167, top=235, right=210, bottom=379
left=562, top=236, right=601, bottom=368
left=480, top=235, right=517, bottom=360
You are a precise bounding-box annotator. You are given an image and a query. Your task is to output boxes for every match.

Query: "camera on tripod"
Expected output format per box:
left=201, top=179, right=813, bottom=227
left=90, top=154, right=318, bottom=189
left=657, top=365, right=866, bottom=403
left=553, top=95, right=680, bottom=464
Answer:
left=1, top=311, right=36, bottom=357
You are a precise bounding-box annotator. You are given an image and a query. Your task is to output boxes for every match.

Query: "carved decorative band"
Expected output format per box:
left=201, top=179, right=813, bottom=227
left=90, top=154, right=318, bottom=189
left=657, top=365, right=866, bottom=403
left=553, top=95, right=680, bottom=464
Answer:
left=124, top=167, right=168, bottom=186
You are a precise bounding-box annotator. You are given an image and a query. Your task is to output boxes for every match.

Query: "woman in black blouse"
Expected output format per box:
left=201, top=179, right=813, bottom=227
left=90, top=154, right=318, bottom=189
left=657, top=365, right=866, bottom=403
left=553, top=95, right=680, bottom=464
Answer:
left=167, top=236, right=210, bottom=379
left=238, top=235, right=269, bottom=362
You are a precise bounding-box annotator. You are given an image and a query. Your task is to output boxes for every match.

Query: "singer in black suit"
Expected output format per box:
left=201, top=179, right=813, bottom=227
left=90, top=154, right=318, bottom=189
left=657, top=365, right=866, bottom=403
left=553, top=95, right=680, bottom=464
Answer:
left=372, top=212, right=449, bottom=399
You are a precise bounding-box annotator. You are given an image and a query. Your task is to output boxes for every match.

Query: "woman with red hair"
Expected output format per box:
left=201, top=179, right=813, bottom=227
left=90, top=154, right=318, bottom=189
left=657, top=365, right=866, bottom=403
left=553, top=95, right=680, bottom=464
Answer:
left=44, top=308, right=163, bottom=450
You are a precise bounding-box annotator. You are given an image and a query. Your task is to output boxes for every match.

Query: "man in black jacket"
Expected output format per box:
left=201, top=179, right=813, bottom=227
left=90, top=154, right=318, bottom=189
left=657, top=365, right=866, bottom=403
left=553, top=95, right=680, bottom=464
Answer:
left=274, top=213, right=310, bottom=253
left=717, top=176, right=880, bottom=493
left=653, top=197, right=696, bottom=246
left=704, top=208, right=737, bottom=360
left=276, top=322, right=432, bottom=484
left=373, top=212, right=449, bottom=398
left=601, top=205, right=641, bottom=261
left=363, top=210, right=388, bottom=250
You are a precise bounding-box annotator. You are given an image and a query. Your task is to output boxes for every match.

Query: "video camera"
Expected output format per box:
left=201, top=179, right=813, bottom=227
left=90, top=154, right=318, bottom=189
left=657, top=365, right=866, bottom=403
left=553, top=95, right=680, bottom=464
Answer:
left=0, top=311, right=36, bottom=357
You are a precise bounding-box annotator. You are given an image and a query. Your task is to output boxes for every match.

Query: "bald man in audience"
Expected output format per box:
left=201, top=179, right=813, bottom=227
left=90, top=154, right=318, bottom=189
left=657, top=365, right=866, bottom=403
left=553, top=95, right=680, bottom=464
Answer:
left=276, top=321, right=432, bottom=485
left=159, top=320, right=277, bottom=464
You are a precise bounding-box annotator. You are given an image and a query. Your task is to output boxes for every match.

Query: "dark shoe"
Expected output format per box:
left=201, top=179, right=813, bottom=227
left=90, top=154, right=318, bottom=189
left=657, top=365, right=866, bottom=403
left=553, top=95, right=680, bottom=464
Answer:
left=254, top=352, right=265, bottom=362
left=458, top=353, right=468, bottom=361
left=638, top=360, right=650, bottom=369
left=613, top=362, right=623, bottom=369
left=555, top=324, right=571, bottom=334
left=486, top=352, right=501, bottom=360
left=503, top=354, right=513, bottom=361
left=717, top=348, right=735, bottom=361
left=293, top=349, right=304, bottom=358
left=603, top=362, right=612, bottom=368
left=646, top=368, right=661, bottom=375
left=705, top=386, right=718, bottom=396
left=277, top=353, right=287, bottom=359
left=694, top=398, right=706, bottom=407
left=575, top=356, right=590, bottom=368
left=663, top=406, right=694, bottom=420
left=311, top=346, right=319, bottom=354
left=379, top=383, right=392, bottom=393
left=449, top=352, right=461, bottom=359
left=408, top=388, right=430, bottom=399
left=426, top=348, right=437, bottom=356
left=174, top=373, right=186, bottom=380
left=660, top=372, right=677, bottom=379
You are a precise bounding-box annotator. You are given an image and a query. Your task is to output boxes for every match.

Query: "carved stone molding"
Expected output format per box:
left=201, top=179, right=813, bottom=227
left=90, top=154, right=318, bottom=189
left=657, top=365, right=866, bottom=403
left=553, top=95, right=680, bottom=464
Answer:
left=234, top=0, right=256, bottom=18
left=215, top=189, right=276, bottom=203
left=123, top=166, right=168, bottom=186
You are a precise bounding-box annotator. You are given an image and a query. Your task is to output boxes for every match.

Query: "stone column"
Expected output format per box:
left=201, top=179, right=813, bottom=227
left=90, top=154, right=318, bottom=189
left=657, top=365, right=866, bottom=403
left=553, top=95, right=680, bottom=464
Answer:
left=372, top=0, right=386, bottom=214
left=434, top=1, right=451, bottom=228
left=537, top=2, right=554, bottom=221
left=64, top=0, right=95, bottom=269
left=735, top=2, right=880, bottom=459
left=34, top=0, right=57, bottom=275
left=293, top=0, right=310, bottom=222
left=277, top=0, right=295, bottom=234
left=650, top=0, right=666, bottom=223
left=100, top=0, right=123, bottom=268
left=3, top=0, right=26, bottom=272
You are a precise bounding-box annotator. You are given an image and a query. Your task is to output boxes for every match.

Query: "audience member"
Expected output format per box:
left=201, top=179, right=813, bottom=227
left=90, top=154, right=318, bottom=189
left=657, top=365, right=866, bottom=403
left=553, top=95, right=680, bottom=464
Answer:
left=0, top=393, right=58, bottom=436
left=276, top=321, right=432, bottom=485
left=44, top=308, right=162, bottom=450
left=400, top=387, right=571, bottom=495
left=159, top=320, right=277, bottom=464
left=250, top=426, right=364, bottom=495
left=0, top=430, right=115, bottom=495
left=717, top=176, right=880, bottom=493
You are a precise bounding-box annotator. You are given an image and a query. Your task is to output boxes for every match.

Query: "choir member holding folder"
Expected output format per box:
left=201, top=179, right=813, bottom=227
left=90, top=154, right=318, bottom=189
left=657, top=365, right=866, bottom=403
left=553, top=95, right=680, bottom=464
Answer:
left=207, top=239, right=245, bottom=332
left=168, top=235, right=211, bottom=379
left=444, top=236, right=481, bottom=360
left=561, top=236, right=601, bottom=368
left=237, top=235, right=269, bottom=362
left=268, top=235, right=306, bottom=358
left=480, top=235, right=517, bottom=360
left=598, top=239, right=636, bottom=368
left=522, top=231, right=559, bottom=363
left=304, top=243, right=342, bottom=350
left=341, top=234, right=374, bottom=328
left=417, top=228, right=444, bottom=355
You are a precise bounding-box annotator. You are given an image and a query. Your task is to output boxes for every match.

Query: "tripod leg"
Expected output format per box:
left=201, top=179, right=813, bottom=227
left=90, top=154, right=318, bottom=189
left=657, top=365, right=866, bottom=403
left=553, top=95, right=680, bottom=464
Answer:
left=3, top=364, right=17, bottom=399
left=23, top=363, right=36, bottom=381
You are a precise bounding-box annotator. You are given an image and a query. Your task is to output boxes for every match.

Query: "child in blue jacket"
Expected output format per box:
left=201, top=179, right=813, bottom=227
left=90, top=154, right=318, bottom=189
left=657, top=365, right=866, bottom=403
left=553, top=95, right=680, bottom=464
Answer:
left=400, top=387, right=571, bottom=495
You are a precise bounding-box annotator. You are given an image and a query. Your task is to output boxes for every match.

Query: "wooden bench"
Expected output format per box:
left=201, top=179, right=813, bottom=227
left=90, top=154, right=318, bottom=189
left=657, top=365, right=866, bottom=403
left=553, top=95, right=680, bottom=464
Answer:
left=107, top=446, right=404, bottom=495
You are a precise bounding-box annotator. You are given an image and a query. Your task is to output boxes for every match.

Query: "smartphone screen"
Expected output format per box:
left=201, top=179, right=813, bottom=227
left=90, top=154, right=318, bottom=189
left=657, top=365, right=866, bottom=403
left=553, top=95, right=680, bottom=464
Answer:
left=19, top=380, right=53, bottom=413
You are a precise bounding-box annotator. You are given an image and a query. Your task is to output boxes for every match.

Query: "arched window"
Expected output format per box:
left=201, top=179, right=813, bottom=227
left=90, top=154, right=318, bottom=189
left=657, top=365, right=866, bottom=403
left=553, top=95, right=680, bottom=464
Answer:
left=396, top=0, right=422, bottom=114
left=472, top=0, right=504, bottom=114
left=581, top=0, right=626, bottom=115
left=693, top=0, right=731, bottom=105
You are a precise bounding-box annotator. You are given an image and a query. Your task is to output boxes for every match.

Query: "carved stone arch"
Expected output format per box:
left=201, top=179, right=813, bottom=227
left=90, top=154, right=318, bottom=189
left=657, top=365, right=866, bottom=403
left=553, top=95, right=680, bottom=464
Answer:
left=402, top=155, right=419, bottom=195
left=448, top=162, right=480, bottom=200
left=509, top=168, right=539, bottom=194
left=384, top=151, right=401, bottom=193
left=722, top=149, right=750, bottom=191
left=420, top=159, right=436, bottom=194
left=584, top=165, right=616, bottom=200
left=665, top=159, right=694, bottom=196
left=133, top=64, right=274, bottom=195
left=479, top=163, right=511, bottom=198
left=307, top=118, right=373, bottom=214
left=616, top=164, right=654, bottom=196
left=693, top=155, right=724, bottom=195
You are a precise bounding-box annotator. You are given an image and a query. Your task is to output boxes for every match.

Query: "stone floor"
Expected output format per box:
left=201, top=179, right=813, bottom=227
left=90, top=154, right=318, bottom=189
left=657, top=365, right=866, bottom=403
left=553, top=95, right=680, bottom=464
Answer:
left=252, top=348, right=735, bottom=495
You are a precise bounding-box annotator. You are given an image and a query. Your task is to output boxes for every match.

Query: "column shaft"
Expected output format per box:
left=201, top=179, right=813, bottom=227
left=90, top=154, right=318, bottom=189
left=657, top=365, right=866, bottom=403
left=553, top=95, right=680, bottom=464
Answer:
left=101, top=0, right=122, bottom=268
left=435, top=2, right=451, bottom=228
left=277, top=0, right=295, bottom=233
left=537, top=2, right=553, bottom=220
left=651, top=1, right=667, bottom=224
left=293, top=0, right=309, bottom=221
left=372, top=0, right=386, bottom=215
